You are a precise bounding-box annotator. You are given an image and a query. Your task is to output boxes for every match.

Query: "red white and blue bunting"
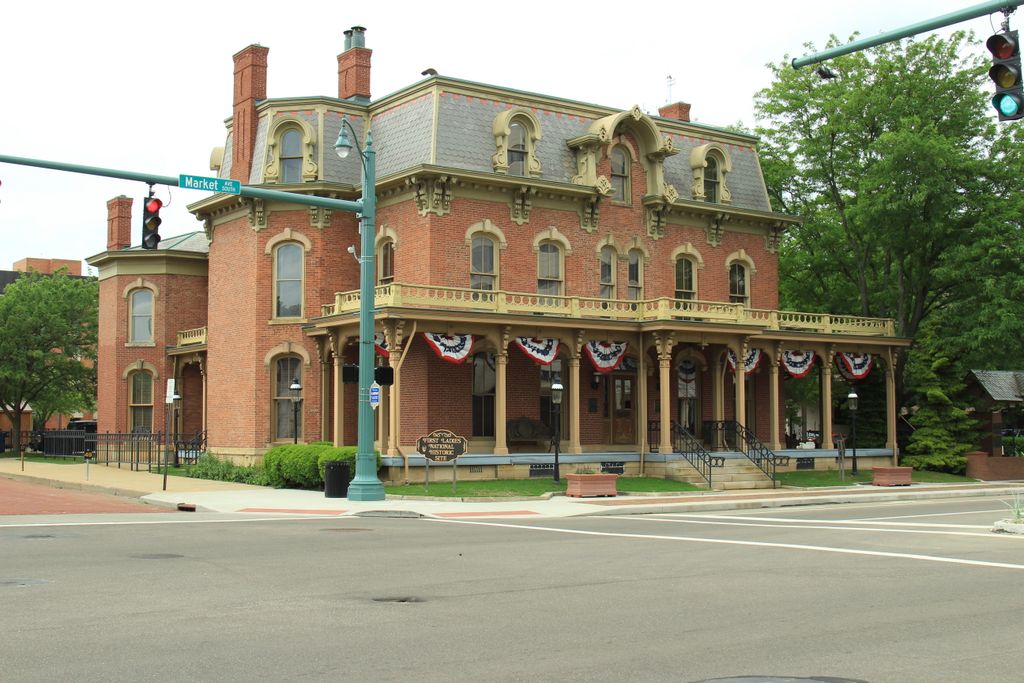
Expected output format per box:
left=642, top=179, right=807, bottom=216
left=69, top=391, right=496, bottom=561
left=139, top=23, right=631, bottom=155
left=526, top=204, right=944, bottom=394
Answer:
left=678, top=360, right=698, bottom=384
left=835, top=352, right=872, bottom=381
left=423, top=333, right=475, bottom=364
left=514, top=337, right=561, bottom=365
left=585, top=341, right=629, bottom=373
left=727, top=348, right=762, bottom=376
left=373, top=332, right=389, bottom=358
left=781, top=350, right=816, bottom=379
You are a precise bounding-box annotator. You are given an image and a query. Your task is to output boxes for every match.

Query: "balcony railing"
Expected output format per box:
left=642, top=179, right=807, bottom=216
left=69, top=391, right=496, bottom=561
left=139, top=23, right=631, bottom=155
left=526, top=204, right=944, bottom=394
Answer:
left=176, top=326, right=208, bottom=346
left=318, top=283, right=897, bottom=337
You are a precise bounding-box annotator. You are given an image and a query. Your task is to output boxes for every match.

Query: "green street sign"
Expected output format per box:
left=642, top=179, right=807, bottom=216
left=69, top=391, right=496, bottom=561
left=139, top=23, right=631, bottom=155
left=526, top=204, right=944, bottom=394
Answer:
left=179, top=174, right=241, bottom=195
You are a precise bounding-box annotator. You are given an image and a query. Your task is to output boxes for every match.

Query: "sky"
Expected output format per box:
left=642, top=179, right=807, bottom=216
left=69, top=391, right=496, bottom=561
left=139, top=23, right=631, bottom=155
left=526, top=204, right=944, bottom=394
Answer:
left=0, top=0, right=1010, bottom=274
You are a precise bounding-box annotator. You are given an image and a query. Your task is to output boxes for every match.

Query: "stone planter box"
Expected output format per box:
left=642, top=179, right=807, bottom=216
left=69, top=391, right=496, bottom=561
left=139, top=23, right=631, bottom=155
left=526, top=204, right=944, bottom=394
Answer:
left=565, top=473, right=618, bottom=498
left=872, top=466, right=913, bottom=486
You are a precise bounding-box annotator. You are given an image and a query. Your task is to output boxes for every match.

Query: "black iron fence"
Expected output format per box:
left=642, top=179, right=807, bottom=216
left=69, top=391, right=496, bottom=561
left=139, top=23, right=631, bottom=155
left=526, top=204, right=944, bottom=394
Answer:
left=4, top=429, right=207, bottom=471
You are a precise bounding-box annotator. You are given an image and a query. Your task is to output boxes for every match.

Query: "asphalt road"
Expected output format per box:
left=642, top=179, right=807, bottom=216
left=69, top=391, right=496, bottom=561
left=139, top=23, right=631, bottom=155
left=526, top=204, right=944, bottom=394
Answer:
left=1, top=496, right=1022, bottom=682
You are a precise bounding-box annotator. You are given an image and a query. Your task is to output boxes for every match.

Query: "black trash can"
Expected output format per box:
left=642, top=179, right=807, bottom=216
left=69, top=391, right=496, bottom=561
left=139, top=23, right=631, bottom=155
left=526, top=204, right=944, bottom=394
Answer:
left=324, top=461, right=350, bottom=498
left=0, top=430, right=7, bottom=453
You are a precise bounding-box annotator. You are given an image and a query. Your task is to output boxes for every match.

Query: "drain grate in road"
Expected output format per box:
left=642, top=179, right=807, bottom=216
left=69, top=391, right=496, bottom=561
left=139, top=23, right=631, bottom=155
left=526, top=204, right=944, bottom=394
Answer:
left=372, top=596, right=424, bottom=603
left=21, top=534, right=56, bottom=539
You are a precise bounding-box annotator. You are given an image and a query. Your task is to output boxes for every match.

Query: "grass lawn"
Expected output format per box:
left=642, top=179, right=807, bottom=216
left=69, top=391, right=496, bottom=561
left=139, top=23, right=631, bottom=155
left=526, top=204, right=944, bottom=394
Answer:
left=776, top=469, right=975, bottom=487
left=384, top=476, right=700, bottom=498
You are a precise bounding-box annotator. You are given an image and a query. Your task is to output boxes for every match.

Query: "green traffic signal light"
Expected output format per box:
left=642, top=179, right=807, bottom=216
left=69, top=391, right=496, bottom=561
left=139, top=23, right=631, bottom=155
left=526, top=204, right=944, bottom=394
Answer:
left=987, top=30, right=1024, bottom=121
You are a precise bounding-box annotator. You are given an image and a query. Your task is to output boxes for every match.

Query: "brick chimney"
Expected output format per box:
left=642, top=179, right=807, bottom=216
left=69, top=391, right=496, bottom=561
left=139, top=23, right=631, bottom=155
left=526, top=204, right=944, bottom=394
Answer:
left=106, top=196, right=133, bottom=251
left=338, top=26, right=372, bottom=102
left=659, top=101, right=691, bottom=122
left=231, top=44, right=269, bottom=184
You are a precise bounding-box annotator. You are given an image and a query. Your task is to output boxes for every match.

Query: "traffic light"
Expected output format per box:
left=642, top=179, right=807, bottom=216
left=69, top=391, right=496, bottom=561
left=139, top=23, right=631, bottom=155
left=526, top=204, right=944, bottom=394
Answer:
left=987, top=30, right=1024, bottom=121
left=141, top=191, right=162, bottom=249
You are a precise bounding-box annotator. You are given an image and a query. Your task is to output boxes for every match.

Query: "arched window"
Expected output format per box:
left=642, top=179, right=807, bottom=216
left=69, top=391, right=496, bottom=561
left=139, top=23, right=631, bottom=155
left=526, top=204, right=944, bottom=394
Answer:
left=129, top=289, right=153, bottom=343
left=729, top=263, right=748, bottom=305
left=675, top=257, right=696, bottom=300
left=273, top=356, right=302, bottom=441
left=378, top=239, right=395, bottom=285
left=128, top=371, right=153, bottom=433
left=274, top=243, right=303, bottom=318
left=599, top=246, right=616, bottom=299
left=610, top=147, right=630, bottom=202
left=472, top=352, right=496, bottom=437
left=704, top=156, right=719, bottom=203
left=537, top=242, right=563, bottom=303
left=280, top=129, right=303, bottom=183
left=470, top=235, right=497, bottom=291
left=508, top=122, right=527, bottom=176
left=627, top=249, right=643, bottom=300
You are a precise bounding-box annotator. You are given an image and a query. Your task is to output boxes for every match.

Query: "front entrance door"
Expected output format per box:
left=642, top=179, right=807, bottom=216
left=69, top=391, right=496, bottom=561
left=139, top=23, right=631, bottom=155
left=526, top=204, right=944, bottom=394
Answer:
left=610, top=375, right=635, bottom=444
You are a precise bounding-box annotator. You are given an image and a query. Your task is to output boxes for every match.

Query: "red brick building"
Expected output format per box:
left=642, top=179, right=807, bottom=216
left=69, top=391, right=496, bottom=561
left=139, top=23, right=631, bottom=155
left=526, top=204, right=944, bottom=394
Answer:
left=87, top=27, right=908, bottom=486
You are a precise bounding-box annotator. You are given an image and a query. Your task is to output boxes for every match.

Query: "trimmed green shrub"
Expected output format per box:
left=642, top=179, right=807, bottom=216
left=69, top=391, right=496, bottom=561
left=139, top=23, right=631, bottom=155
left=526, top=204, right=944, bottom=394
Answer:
left=187, top=454, right=270, bottom=486
left=262, top=444, right=383, bottom=489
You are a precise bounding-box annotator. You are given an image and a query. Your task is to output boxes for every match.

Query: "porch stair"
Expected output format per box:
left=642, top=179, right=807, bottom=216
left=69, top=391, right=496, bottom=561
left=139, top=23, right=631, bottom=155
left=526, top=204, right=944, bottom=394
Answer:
left=708, top=454, right=776, bottom=491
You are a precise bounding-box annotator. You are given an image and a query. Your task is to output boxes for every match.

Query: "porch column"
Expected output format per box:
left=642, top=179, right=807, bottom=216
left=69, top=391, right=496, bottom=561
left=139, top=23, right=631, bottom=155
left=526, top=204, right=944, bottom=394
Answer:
left=659, top=354, right=672, bottom=454
left=200, top=356, right=207, bottom=434
left=733, top=341, right=747, bottom=432
left=885, top=354, right=898, bottom=464
left=568, top=354, right=582, bottom=454
left=769, top=344, right=781, bottom=451
left=821, top=350, right=833, bottom=450
left=494, top=349, right=509, bottom=455
left=378, top=364, right=389, bottom=458
left=387, top=353, right=401, bottom=456
left=712, top=352, right=723, bottom=449
left=320, top=346, right=331, bottom=442
left=332, top=333, right=346, bottom=447
left=637, top=339, right=648, bottom=473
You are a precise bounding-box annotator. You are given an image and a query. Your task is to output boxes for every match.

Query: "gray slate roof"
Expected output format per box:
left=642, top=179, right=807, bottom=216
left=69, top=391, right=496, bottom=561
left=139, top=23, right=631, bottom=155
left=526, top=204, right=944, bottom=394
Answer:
left=123, top=231, right=210, bottom=254
left=970, top=370, right=1024, bottom=402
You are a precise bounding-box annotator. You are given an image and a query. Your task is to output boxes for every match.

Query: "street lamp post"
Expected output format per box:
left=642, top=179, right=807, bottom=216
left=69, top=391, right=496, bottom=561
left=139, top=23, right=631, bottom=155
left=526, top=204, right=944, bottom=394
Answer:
left=290, top=378, right=302, bottom=445
left=335, top=120, right=386, bottom=501
left=551, top=375, right=564, bottom=483
left=847, top=389, right=859, bottom=476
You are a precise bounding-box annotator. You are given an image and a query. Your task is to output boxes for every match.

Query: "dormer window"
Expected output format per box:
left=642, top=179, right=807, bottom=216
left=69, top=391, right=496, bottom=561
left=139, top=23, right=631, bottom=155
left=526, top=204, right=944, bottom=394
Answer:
left=508, top=122, right=527, bottom=176
left=704, top=156, right=719, bottom=203
left=610, top=147, right=630, bottom=202
left=492, top=109, right=542, bottom=177
left=280, top=129, right=303, bottom=183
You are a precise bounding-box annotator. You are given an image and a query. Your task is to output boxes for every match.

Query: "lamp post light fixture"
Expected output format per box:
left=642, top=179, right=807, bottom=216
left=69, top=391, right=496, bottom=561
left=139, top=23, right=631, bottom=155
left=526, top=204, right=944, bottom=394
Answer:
left=847, top=389, right=859, bottom=476
left=289, top=378, right=302, bottom=445
left=335, top=119, right=386, bottom=500
left=551, top=375, right=564, bottom=483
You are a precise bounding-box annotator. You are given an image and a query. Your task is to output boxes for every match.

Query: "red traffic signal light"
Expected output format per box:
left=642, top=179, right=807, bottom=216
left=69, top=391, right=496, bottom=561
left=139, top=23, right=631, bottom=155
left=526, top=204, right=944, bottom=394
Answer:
left=141, top=192, right=162, bottom=249
left=987, top=30, right=1024, bottom=121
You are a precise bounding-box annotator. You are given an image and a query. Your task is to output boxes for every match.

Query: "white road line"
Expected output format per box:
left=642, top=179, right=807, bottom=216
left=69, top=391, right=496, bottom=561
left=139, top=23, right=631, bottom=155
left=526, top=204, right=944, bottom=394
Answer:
left=658, top=513, right=992, bottom=529
left=847, top=509, right=1006, bottom=521
left=0, top=515, right=345, bottom=529
left=431, top=518, right=1024, bottom=571
left=609, top=515, right=1011, bottom=539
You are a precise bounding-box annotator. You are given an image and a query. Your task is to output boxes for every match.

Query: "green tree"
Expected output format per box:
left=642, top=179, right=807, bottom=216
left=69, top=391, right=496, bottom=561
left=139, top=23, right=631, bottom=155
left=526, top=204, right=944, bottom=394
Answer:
left=0, top=270, right=98, bottom=455
left=902, top=350, right=977, bottom=473
left=755, top=32, right=1024, bottom=402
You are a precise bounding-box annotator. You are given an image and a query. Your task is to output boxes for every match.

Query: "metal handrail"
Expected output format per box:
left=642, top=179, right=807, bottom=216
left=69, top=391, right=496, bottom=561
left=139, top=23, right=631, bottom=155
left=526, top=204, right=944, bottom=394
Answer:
left=670, top=421, right=723, bottom=489
left=702, top=420, right=788, bottom=488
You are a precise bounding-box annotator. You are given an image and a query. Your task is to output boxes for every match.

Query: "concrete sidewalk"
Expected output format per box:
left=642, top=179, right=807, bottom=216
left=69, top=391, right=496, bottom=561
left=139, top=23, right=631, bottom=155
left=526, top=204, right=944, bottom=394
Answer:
left=2, top=457, right=1023, bottom=519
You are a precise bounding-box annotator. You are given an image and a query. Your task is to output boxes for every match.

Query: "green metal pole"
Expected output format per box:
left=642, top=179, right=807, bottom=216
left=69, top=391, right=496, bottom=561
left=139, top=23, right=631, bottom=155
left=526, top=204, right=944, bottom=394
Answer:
left=346, top=130, right=386, bottom=501
left=0, top=153, right=364, bottom=214
left=792, top=0, right=1021, bottom=68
